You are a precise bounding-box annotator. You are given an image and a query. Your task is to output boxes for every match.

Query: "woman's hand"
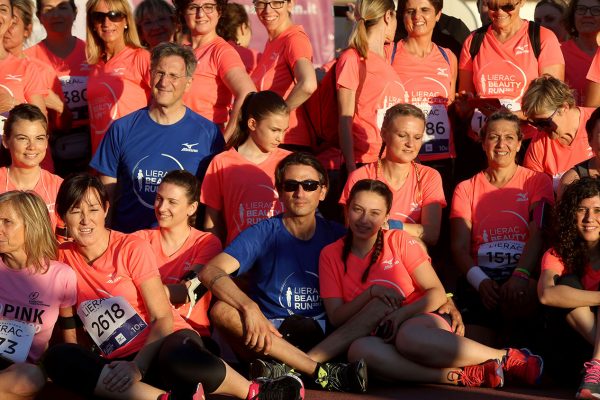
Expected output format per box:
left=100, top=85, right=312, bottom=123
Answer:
left=103, top=360, right=142, bottom=392
left=500, top=275, right=529, bottom=306
left=479, top=279, right=500, bottom=310
left=437, top=297, right=465, bottom=336
left=379, top=308, right=409, bottom=343
left=370, top=285, right=404, bottom=309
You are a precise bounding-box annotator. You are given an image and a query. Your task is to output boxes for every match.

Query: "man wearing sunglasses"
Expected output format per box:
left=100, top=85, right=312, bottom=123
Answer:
left=196, top=152, right=371, bottom=393
left=91, top=42, right=224, bottom=233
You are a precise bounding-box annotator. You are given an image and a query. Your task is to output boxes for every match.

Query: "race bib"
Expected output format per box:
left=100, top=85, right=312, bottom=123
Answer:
left=470, top=99, right=520, bottom=135
left=0, top=320, right=35, bottom=363
left=60, top=75, right=88, bottom=122
left=417, top=103, right=450, bottom=156
left=477, top=240, right=524, bottom=281
left=77, top=297, right=147, bottom=356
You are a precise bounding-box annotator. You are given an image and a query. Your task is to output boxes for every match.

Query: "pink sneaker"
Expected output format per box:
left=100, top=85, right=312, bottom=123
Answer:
left=576, top=360, right=600, bottom=399
left=192, top=383, right=205, bottom=400
left=502, top=348, right=543, bottom=385
left=454, top=359, right=504, bottom=388
left=247, top=373, right=305, bottom=400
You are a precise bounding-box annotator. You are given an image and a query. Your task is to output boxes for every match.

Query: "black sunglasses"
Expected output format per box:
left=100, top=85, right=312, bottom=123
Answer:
left=282, top=179, right=321, bottom=192
left=487, top=1, right=519, bottom=12
left=91, top=10, right=126, bottom=24
left=527, top=108, right=558, bottom=132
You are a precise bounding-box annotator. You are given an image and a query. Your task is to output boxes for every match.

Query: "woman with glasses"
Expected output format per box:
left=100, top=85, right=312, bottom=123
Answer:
left=134, top=0, right=177, bottom=49
left=249, top=0, right=317, bottom=151
left=457, top=0, right=564, bottom=144
left=451, top=110, right=553, bottom=347
left=85, top=0, right=151, bottom=155
left=172, top=0, right=255, bottom=140
left=340, top=104, right=446, bottom=248
left=522, top=74, right=594, bottom=190
left=201, top=91, right=290, bottom=245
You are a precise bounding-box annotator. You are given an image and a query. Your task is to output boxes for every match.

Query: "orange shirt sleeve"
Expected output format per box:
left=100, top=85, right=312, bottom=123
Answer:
left=319, top=241, right=345, bottom=299
left=120, top=237, right=160, bottom=287
left=339, top=166, right=369, bottom=205
left=200, top=155, right=225, bottom=210
left=397, top=230, right=430, bottom=274
left=528, top=170, right=554, bottom=205
left=134, top=48, right=151, bottom=90
left=458, top=32, right=475, bottom=72
left=449, top=178, right=473, bottom=220
left=336, top=50, right=360, bottom=91
left=541, top=248, right=565, bottom=274
left=284, top=29, right=313, bottom=71
left=523, top=135, right=545, bottom=173
left=587, top=48, right=600, bottom=83
left=420, top=167, right=447, bottom=208
left=537, top=26, right=565, bottom=71
left=215, top=42, right=246, bottom=79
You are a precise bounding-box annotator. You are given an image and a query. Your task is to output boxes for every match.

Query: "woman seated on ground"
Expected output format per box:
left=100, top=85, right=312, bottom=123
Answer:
left=134, top=170, right=222, bottom=338
left=559, top=107, right=600, bottom=197
left=43, top=173, right=304, bottom=400
left=340, top=104, right=446, bottom=248
left=320, top=179, right=544, bottom=388
left=450, top=110, right=554, bottom=347
left=0, top=191, right=77, bottom=400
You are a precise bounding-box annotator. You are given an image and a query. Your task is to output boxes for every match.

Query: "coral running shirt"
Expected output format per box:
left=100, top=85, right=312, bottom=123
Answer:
left=561, top=39, right=593, bottom=105
left=340, top=162, right=446, bottom=224
left=58, top=230, right=190, bottom=359
left=26, top=39, right=90, bottom=127
left=523, top=106, right=594, bottom=189
left=542, top=249, right=600, bottom=291
left=0, top=53, right=46, bottom=106
left=183, top=37, right=246, bottom=126
left=230, top=41, right=260, bottom=74
left=392, top=41, right=456, bottom=160
left=201, top=147, right=290, bottom=245
left=133, top=228, right=222, bottom=336
left=319, top=229, right=429, bottom=304
left=459, top=21, right=564, bottom=138
left=87, top=47, right=151, bottom=154
left=337, top=48, right=406, bottom=164
left=451, top=166, right=554, bottom=281
left=251, top=25, right=313, bottom=147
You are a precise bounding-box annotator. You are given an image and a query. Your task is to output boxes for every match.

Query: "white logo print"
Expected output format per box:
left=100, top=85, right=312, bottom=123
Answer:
left=516, top=192, right=528, bottom=202
left=382, top=258, right=399, bottom=271
left=181, top=143, right=199, bottom=153
left=515, top=44, right=529, bottom=55
left=5, top=74, right=22, bottom=81
left=437, top=67, right=449, bottom=77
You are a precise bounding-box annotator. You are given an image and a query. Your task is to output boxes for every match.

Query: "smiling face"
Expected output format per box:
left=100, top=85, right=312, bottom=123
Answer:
left=38, top=0, right=76, bottom=35
left=151, top=54, right=191, bottom=109
left=154, top=182, right=197, bottom=229
left=576, top=195, right=600, bottom=247
left=482, top=119, right=521, bottom=168
left=574, top=0, right=600, bottom=36
left=488, top=0, right=522, bottom=29
left=3, top=119, right=48, bottom=169
left=279, top=164, right=326, bottom=218
left=138, top=9, right=175, bottom=47
left=183, top=0, right=220, bottom=37
left=347, top=190, right=389, bottom=242
left=91, top=0, right=127, bottom=47
left=248, top=111, right=289, bottom=153
left=382, top=115, right=424, bottom=164
left=254, top=0, right=293, bottom=36
left=403, top=0, right=440, bottom=38
left=63, top=188, right=109, bottom=249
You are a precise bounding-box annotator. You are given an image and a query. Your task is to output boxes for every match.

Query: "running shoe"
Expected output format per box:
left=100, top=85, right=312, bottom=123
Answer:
left=247, top=373, right=305, bottom=400
left=502, top=348, right=543, bottom=385
left=315, top=359, right=368, bottom=393
left=158, top=383, right=205, bottom=400
left=454, top=359, right=504, bottom=388
left=577, top=359, right=600, bottom=399
left=250, top=359, right=296, bottom=380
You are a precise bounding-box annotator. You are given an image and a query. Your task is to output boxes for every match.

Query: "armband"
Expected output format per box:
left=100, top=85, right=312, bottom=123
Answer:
left=466, top=266, right=490, bottom=291
left=512, top=270, right=530, bottom=281
left=58, top=315, right=78, bottom=329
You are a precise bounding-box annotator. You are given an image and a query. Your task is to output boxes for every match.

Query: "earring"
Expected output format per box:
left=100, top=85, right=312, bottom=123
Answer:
left=125, top=25, right=128, bottom=29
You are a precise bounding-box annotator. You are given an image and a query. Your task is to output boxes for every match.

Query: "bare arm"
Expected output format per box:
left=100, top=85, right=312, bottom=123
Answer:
left=450, top=217, right=475, bottom=275
left=222, top=67, right=256, bottom=141
left=403, top=203, right=442, bottom=247
left=586, top=80, right=600, bottom=108
left=457, top=69, right=475, bottom=95
left=558, top=169, right=579, bottom=200
left=285, top=58, right=317, bottom=110
left=203, top=206, right=226, bottom=245
left=338, top=87, right=357, bottom=172
left=538, top=269, right=600, bottom=308
left=540, top=64, right=564, bottom=81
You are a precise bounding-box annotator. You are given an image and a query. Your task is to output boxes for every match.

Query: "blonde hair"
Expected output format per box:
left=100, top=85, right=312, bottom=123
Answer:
left=0, top=191, right=57, bottom=273
left=348, top=0, right=395, bottom=58
left=85, top=0, right=142, bottom=64
left=521, top=74, right=575, bottom=117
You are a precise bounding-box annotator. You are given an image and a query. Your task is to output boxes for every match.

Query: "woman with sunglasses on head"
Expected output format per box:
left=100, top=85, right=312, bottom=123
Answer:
left=451, top=110, right=553, bottom=347
left=202, top=91, right=290, bottom=245
left=134, top=170, right=222, bottom=338
left=134, top=0, right=177, bottom=49
left=457, top=0, right=564, bottom=144
left=172, top=0, right=255, bottom=140
left=249, top=0, right=317, bottom=151
left=216, top=2, right=259, bottom=74
left=522, top=74, right=595, bottom=191
left=44, top=173, right=305, bottom=400
left=85, top=0, right=151, bottom=155
left=340, top=104, right=446, bottom=248
left=561, top=0, right=600, bottom=105
left=559, top=108, right=600, bottom=198
left=321, top=178, right=544, bottom=388
left=0, top=190, right=77, bottom=400
left=338, top=0, right=405, bottom=173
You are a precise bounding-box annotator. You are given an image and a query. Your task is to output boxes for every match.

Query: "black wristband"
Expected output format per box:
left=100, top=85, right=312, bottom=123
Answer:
left=58, top=315, right=78, bottom=329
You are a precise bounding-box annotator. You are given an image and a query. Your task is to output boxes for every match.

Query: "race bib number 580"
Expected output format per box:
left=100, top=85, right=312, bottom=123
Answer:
left=77, top=297, right=147, bottom=356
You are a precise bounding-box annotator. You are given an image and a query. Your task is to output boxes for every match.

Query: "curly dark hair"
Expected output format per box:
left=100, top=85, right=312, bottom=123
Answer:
left=552, top=176, right=600, bottom=277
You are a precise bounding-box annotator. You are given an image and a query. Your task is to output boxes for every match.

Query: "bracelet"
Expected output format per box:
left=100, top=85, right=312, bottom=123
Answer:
left=466, top=266, right=489, bottom=291
left=512, top=270, right=530, bottom=281
left=514, top=267, right=531, bottom=277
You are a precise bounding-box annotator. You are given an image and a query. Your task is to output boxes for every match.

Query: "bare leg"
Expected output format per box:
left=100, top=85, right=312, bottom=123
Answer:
left=590, top=307, right=600, bottom=359
left=395, top=314, right=506, bottom=368
left=211, top=363, right=252, bottom=399
left=348, top=336, right=459, bottom=384
left=94, top=365, right=165, bottom=400
left=566, top=306, right=597, bottom=345
left=0, top=363, right=45, bottom=400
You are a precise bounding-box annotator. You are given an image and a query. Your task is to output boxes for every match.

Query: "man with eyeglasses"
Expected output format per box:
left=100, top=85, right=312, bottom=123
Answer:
left=195, top=152, right=373, bottom=393
left=90, top=42, right=224, bottom=233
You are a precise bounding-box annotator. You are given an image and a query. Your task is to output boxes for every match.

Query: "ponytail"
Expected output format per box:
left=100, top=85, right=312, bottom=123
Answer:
left=348, top=0, right=395, bottom=59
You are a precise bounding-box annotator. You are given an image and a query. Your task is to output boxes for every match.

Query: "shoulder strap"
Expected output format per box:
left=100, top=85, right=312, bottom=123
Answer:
left=436, top=45, right=450, bottom=65
left=468, top=23, right=490, bottom=61
left=528, top=21, right=542, bottom=59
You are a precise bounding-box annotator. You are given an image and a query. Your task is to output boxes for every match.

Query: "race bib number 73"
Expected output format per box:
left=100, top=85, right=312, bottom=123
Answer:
left=0, top=320, right=35, bottom=362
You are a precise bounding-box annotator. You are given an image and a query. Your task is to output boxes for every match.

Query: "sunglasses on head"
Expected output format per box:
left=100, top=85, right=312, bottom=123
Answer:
left=527, top=108, right=558, bottom=132
left=91, top=10, right=126, bottom=24
left=282, top=179, right=321, bottom=192
left=487, top=1, right=519, bottom=12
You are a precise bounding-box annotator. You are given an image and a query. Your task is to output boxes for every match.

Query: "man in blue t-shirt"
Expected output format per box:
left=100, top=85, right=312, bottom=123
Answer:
left=90, top=43, right=224, bottom=233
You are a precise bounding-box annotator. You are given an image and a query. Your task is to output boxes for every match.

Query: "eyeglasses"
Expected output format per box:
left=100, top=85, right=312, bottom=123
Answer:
left=254, top=0, right=288, bottom=11
left=487, top=1, right=519, bottom=12
left=575, top=5, right=600, bottom=16
left=91, top=10, right=126, bottom=24
left=152, top=71, right=187, bottom=82
left=185, top=3, right=217, bottom=15
left=527, top=108, right=558, bottom=132
left=282, top=179, right=321, bottom=192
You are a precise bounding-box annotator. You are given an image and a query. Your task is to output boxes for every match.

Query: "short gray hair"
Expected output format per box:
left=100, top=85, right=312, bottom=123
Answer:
left=150, top=42, right=197, bottom=78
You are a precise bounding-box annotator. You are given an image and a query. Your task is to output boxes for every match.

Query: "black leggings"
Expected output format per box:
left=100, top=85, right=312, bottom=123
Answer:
left=43, top=329, right=227, bottom=398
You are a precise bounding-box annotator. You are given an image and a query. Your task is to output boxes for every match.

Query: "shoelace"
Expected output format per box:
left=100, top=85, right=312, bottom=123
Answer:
left=457, top=365, right=483, bottom=387
left=583, top=362, right=600, bottom=384
left=504, top=350, right=529, bottom=379
left=317, top=363, right=347, bottom=391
